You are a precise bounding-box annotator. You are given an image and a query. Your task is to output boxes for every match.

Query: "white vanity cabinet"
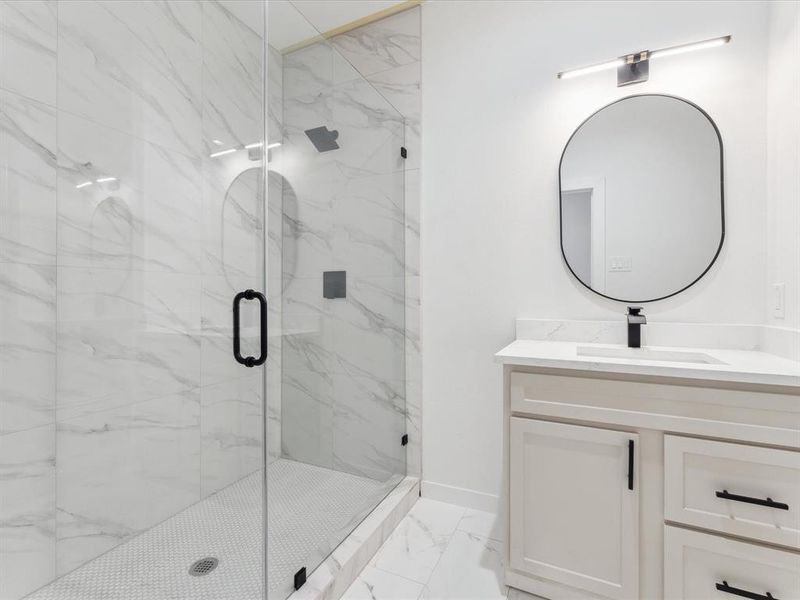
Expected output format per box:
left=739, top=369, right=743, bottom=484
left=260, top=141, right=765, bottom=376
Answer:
left=502, top=366, right=800, bottom=600
left=509, top=418, right=639, bottom=599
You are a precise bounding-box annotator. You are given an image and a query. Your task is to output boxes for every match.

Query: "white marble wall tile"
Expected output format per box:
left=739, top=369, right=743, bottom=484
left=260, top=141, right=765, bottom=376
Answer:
left=57, top=0, right=203, bottom=156
left=200, top=372, right=262, bottom=496
left=281, top=368, right=333, bottom=469
left=0, top=0, right=56, bottom=106
left=332, top=172, right=406, bottom=278
left=201, top=0, right=263, bottom=154
left=282, top=41, right=360, bottom=101
left=56, top=267, right=201, bottom=420
left=366, top=61, right=421, bottom=122
left=0, top=90, right=57, bottom=265
left=203, top=159, right=264, bottom=279
left=404, top=169, right=420, bottom=276
left=267, top=44, right=284, bottom=144
left=331, top=8, right=420, bottom=78
left=57, top=111, right=204, bottom=274
left=0, top=263, right=55, bottom=434
left=332, top=374, right=405, bottom=481
left=56, top=390, right=200, bottom=574
left=330, top=276, right=405, bottom=383
left=279, top=162, right=338, bottom=280
left=0, top=425, right=55, bottom=600
left=282, top=77, right=404, bottom=180
left=404, top=276, right=421, bottom=479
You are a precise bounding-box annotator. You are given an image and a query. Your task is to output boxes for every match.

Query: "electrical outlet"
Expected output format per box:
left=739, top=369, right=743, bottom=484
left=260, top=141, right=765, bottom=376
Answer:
left=772, top=283, right=786, bottom=319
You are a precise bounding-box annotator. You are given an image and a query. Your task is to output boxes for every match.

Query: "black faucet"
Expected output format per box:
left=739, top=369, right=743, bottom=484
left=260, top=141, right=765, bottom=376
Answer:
left=627, top=307, right=646, bottom=348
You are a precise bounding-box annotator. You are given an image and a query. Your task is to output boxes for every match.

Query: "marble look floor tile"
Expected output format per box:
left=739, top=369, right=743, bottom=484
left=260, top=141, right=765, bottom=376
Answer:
left=342, top=566, right=426, bottom=600
left=56, top=389, right=201, bottom=575
left=57, top=0, right=202, bottom=156
left=0, top=263, right=55, bottom=434
left=0, top=0, right=57, bottom=106
left=371, top=499, right=465, bottom=584
left=56, top=111, right=203, bottom=274
left=331, top=7, right=420, bottom=77
left=0, top=89, right=57, bottom=265
left=0, top=425, right=55, bottom=600
left=423, top=530, right=507, bottom=600
left=457, top=508, right=505, bottom=543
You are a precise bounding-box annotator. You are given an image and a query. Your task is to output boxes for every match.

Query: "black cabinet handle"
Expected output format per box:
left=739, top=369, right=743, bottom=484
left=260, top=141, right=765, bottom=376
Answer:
left=716, top=580, right=777, bottom=600
left=232, top=289, right=267, bottom=367
left=627, top=439, right=634, bottom=491
left=715, top=490, right=789, bottom=511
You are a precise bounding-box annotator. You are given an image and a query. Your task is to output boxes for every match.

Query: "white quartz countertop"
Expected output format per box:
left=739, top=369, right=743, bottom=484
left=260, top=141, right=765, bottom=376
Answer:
left=495, top=340, right=800, bottom=389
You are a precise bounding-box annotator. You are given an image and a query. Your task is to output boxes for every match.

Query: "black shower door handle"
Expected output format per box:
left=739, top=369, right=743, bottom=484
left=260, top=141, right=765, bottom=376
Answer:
left=233, top=289, right=267, bottom=367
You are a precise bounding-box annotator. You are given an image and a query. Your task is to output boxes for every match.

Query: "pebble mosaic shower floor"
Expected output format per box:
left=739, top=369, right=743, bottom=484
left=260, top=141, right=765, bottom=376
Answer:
left=28, top=459, right=394, bottom=600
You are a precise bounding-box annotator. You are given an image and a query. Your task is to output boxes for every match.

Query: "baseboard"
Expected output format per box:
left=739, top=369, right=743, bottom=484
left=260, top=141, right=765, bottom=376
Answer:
left=421, top=479, right=499, bottom=513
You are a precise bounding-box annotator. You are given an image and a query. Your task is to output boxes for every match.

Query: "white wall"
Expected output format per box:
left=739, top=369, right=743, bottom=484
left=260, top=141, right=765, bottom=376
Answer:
left=421, top=0, right=771, bottom=509
left=766, top=1, right=800, bottom=328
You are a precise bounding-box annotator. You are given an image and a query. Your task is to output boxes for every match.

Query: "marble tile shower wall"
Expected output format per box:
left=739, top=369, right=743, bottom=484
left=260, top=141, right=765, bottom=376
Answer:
left=277, top=7, right=421, bottom=481
left=0, top=2, right=266, bottom=598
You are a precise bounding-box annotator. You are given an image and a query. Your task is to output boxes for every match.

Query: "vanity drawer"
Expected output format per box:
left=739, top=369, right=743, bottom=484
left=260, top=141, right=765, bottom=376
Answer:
left=664, top=526, right=800, bottom=600
left=665, top=435, right=800, bottom=548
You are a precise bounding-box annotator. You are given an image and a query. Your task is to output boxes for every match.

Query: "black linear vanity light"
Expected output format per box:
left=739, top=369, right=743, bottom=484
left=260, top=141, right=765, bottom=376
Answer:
left=557, top=35, right=731, bottom=86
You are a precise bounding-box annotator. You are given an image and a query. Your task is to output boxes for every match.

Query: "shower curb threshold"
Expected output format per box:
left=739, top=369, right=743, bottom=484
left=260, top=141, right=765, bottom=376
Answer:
left=289, top=476, right=420, bottom=600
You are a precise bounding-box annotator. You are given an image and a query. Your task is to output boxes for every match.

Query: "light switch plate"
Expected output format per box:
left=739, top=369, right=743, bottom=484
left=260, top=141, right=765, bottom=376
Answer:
left=609, top=256, right=632, bottom=272
left=772, top=283, right=786, bottom=319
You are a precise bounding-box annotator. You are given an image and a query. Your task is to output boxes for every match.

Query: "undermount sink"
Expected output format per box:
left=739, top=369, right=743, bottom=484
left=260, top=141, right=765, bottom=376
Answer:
left=576, top=345, right=727, bottom=365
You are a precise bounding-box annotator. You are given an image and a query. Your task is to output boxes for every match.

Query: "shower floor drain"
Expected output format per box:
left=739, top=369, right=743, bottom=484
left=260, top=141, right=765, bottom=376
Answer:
left=188, top=557, right=219, bottom=577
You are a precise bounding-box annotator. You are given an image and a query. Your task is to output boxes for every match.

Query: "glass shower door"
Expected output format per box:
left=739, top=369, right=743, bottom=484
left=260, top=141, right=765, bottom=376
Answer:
left=0, top=2, right=268, bottom=598
left=266, top=2, right=408, bottom=597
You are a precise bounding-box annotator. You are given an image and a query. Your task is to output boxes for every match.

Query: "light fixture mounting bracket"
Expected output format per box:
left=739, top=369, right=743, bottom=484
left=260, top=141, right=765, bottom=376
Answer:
left=618, top=50, right=650, bottom=87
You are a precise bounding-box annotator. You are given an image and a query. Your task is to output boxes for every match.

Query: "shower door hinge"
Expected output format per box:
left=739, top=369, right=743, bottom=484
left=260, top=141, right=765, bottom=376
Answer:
left=400, top=146, right=407, bottom=159
left=294, top=567, right=307, bottom=590
left=401, top=434, right=409, bottom=446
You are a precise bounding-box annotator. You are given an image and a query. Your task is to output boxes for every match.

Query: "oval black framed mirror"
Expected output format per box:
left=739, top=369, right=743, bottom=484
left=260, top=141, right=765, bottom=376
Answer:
left=559, top=94, right=724, bottom=303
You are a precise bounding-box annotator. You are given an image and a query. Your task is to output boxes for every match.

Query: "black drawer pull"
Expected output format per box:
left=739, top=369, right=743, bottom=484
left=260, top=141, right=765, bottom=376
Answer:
left=715, top=490, right=789, bottom=511
left=716, top=580, right=776, bottom=600
left=232, top=289, right=267, bottom=367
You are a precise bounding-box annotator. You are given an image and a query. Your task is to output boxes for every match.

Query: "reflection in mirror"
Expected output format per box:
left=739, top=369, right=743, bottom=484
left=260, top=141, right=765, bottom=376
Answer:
left=560, top=95, right=724, bottom=302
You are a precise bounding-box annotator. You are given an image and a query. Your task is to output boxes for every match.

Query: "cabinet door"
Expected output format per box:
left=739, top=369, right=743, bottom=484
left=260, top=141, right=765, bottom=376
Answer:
left=509, top=418, right=639, bottom=599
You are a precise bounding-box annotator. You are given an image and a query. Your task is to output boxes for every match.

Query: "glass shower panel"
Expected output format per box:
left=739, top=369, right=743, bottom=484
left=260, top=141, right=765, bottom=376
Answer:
left=0, top=2, right=267, bottom=598
left=266, top=3, right=407, bottom=597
